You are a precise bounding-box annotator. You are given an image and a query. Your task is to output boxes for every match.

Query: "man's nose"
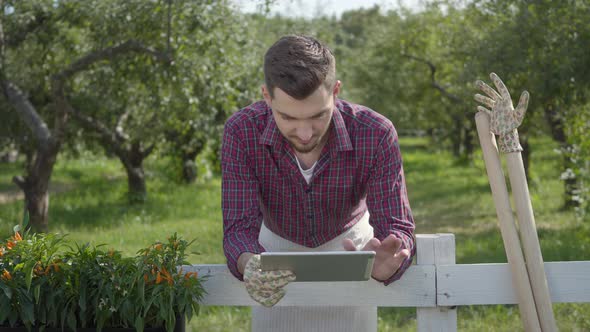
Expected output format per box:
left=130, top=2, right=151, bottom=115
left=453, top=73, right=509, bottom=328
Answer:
left=296, top=125, right=313, bottom=141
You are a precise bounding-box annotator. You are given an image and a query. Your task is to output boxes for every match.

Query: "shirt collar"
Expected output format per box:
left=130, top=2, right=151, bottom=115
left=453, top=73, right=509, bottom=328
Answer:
left=260, top=107, right=283, bottom=149
left=259, top=100, right=353, bottom=152
left=330, top=100, right=353, bottom=152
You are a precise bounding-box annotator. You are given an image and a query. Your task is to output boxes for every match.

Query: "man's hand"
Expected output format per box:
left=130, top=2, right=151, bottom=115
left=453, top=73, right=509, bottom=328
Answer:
left=342, top=235, right=410, bottom=281
left=243, top=254, right=296, bottom=307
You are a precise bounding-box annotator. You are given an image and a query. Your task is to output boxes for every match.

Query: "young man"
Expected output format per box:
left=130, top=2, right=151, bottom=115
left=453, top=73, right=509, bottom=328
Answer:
left=221, top=35, right=415, bottom=331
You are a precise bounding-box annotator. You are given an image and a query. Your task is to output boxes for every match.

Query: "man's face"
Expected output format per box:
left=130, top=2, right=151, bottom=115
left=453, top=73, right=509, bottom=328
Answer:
left=263, top=81, right=341, bottom=154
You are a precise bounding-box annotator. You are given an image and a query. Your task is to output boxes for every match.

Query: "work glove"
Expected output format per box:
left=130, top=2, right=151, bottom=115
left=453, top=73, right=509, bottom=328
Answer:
left=243, top=254, right=296, bottom=307
left=474, top=72, right=529, bottom=153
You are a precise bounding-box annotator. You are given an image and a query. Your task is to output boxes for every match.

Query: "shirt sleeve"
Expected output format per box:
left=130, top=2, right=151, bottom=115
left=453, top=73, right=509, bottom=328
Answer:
left=221, top=127, right=266, bottom=281
left=366, top=127, right=416, bottom=286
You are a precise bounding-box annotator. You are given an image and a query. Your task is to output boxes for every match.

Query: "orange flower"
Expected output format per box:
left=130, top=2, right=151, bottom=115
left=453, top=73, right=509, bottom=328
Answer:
left=161, top=267, right=174, bottom=285
left=1, top=269, right=11, bottom=281
left=155, top=271, right=163, bottom=284
left=6, top=241, right=16, bottom=250
left=184, top=271, right=198, bottom=279
left=0, top=246, right=5, bottom=257
left=14, top=232, right=22, bottom=241
left=35, top=265, right=44, bottom=276
left=154, top=243, right=163, bottom=251
left=34, top=261, right=44, bottom=276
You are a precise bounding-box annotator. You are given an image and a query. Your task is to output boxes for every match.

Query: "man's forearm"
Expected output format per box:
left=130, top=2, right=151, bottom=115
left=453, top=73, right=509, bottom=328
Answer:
left=237, top=252, right=256, bottom=275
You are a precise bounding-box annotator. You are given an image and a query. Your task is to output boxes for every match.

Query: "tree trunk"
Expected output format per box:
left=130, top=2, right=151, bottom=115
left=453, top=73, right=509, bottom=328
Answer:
left=182, top=157, right=197, bottom=184
left=12, top=141, right=60, bottom=233
left=124, top=165, right=146, bottom=204
left=121, top=142, right=147, bottom=204
left=462, top=119, right=475, bottom=161
left=521, top=135, right=531, bottom=183
left=22, top=185, right=50, bottom=233
left=544, top=103, right=579, bottom=209
left=181, top=148, right=202, bottom=183
left=451, top=117, right=462, bottom=158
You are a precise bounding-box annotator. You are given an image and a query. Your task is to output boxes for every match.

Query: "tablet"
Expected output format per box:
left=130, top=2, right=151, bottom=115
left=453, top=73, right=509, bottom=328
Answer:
left=260, top=251, right=375, bottom=282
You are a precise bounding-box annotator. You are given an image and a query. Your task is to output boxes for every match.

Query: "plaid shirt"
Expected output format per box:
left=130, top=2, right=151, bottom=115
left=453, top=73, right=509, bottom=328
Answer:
left=221, top=99, right=415, bottom=285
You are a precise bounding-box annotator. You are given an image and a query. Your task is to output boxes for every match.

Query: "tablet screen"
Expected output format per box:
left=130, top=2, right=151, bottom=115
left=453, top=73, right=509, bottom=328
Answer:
left=260, top=251, right=375, bottom=282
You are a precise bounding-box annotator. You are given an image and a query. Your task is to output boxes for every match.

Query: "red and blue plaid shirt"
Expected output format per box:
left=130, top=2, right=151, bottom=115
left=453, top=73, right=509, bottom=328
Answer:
left=221, top=99, right=415, bottom=285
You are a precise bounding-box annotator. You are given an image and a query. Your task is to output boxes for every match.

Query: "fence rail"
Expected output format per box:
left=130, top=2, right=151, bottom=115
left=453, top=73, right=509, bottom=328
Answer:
left=183, top=234, right=590, bottom=332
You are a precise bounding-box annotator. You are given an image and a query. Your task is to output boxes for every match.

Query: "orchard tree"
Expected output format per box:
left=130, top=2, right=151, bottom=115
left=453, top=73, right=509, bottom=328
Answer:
left=0, top=0, right=169, bottom=231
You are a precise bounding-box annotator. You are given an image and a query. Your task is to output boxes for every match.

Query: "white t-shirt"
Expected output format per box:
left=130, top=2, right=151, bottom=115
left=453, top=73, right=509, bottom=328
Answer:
left=295, top=157, right=317, bottom=184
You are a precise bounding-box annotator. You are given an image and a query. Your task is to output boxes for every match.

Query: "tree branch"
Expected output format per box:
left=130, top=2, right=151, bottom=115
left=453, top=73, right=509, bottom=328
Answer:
left=141, top=143, right=156, bottom=159
left=51, top=40, right=171, bottom=137
left=5, top=11, right=50, bottom=48
left=401, top=53, right=463, bottom=104
left=51, top=40, right=171, bottom=89
left=2, top=80, right=52, bottom=143
left=115, top=108, right=132, bottom=141
left=68, top=107, right=120, bottom=148
left=12, top=175, right=26, bottom=190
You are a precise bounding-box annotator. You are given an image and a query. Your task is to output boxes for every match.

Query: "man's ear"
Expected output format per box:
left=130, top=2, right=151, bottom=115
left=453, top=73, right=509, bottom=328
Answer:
left=333, top=80, right=342, bottom=97
left=261, top=85, right=272, bottom=106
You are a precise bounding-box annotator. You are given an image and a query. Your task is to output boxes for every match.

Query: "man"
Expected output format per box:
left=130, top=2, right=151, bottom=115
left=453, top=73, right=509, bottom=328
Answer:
left=221, top=35, right=415, bottom=331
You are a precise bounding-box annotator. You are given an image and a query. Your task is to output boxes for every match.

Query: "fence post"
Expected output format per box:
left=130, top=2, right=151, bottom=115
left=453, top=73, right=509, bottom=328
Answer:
left=416, top=233, right=457, bottom=332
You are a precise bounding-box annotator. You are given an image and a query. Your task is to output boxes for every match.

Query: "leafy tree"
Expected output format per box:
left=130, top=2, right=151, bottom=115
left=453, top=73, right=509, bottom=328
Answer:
left=0, top=0, right=169, bottom=230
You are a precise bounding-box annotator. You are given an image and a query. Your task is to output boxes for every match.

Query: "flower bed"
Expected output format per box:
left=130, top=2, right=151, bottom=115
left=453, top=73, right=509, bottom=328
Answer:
left=0, top=221, right=204, bottom=332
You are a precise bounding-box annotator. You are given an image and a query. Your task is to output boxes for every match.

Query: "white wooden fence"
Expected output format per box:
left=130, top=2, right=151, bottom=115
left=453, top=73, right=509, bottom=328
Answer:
left=183, top=234, right=590, bottom=331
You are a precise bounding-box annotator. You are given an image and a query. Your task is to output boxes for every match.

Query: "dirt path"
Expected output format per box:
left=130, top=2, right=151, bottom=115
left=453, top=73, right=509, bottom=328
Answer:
left=0, top=182, right=76, bottom=204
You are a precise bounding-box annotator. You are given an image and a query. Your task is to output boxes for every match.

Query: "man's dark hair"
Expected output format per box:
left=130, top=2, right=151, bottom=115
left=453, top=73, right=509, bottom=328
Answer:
left=264, top=35, right=336, bottom=100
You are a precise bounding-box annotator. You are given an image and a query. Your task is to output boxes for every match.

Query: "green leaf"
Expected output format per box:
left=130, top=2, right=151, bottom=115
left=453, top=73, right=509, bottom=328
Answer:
left=34, top=284, right=41, bottom=304
left=79, top=283, right=87, bottom=312
left=134, top=316, right=145, bottom=332
left=0, top=299, right=10, bottom=323
left=67, top=310, right=77, bottom=332
left=22, top=210, right=29, bottom=230
left=0, top=283, right=12, bottom=299
left=8, top=307, right=18, bottom=327
left=21, top=297, right=35, bottom=324
left=166, top=314, right=175, bottom=332
left=25, top=260, right=35, bottom=291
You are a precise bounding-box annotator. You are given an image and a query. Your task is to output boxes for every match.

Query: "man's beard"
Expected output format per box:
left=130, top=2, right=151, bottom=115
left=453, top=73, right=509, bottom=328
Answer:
left=290, top=138, right=320, bottom=153
left=288, top=130, right=329, bottom=154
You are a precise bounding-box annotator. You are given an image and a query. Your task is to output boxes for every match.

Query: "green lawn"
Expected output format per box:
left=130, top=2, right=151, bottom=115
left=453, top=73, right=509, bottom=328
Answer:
left=1, top=137, right=589, bottom=331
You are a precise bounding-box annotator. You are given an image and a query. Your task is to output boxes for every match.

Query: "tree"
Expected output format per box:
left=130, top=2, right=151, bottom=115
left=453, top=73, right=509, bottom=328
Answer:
left=0, top=0, right=169, bottom=231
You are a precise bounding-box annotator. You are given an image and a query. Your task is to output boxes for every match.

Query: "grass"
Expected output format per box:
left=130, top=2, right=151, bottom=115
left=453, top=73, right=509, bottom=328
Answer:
left=1, top=137, right=589, bottom=331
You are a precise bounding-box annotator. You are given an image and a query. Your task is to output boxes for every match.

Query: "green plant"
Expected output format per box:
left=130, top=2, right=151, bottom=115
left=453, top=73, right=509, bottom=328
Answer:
left=0, top=217, right=205, bottom=331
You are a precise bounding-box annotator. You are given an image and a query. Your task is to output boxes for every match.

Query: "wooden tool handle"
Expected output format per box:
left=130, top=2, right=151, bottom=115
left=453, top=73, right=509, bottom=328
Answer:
left=506, top=153, right=558, bottom=332
left=475, top=112, right=541, bottom=332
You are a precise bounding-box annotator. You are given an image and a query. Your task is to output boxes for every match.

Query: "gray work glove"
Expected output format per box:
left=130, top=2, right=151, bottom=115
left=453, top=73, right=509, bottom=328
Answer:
left=243, top=254, right=296, bottom=307
left=475, top=72, right=530, bottom=153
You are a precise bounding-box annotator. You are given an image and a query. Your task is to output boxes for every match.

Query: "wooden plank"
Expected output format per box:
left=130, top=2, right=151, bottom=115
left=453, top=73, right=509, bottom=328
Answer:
left=183, top=264, right=436, bottom=307
left=437, top=261, right=590, bottom=306
left=416, top=234, right=436, bottom=265
left=417, top=234, right=457, bottom=332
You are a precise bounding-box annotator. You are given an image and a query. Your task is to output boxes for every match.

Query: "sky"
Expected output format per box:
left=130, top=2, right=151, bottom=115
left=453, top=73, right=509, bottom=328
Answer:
left=233, top=0, right=424, bottom=18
